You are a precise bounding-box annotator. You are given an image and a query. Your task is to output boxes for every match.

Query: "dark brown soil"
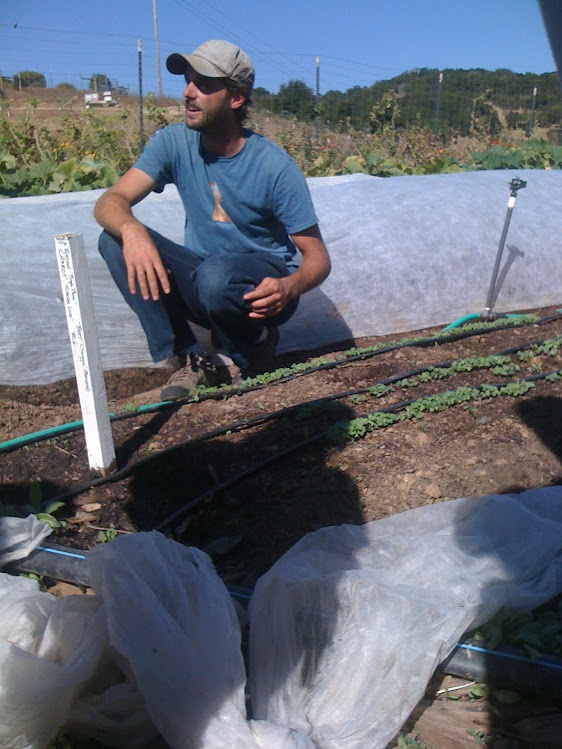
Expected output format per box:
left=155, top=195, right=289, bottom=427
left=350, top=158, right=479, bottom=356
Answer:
left=1, top=305, right=561, bottom=747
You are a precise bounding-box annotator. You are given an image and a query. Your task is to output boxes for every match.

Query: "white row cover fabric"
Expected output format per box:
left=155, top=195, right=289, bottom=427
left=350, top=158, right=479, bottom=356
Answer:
left=1, top=169, right=561, bottom=384
left=0, top=486, right=561, bottom=748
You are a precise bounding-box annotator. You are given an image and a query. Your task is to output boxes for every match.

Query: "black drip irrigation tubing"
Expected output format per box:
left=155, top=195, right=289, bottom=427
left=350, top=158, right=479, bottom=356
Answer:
left=2, top=311, right=560, bottom=455
left=6, top=333, right=561, bottom=514
left=8, top=542, right=562, bottom=698
left=158, top=311, right=562, bottom=403
left=122, top=311, right=562, bottom=407
left=152, top=366, right=562, bottom=534
left=30, top=361, right=562, bottom=531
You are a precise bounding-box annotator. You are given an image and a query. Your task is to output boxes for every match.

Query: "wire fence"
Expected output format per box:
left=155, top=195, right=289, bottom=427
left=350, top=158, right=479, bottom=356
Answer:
left=253, top=69, right=561, bottom=140
left=3, top=64, right=560, bottom=145
left=0, top=68, right=562, bottom=142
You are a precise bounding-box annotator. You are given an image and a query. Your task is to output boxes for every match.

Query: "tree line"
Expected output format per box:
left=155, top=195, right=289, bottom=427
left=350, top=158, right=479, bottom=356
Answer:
left=254, top=67, right=561, bottom=136
left=2, top=71, right=114, bottom=92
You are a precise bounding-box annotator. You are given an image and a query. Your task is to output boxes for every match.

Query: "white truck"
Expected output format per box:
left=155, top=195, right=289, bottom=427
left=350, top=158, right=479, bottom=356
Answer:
left=84, top=91, right=117, bottom=108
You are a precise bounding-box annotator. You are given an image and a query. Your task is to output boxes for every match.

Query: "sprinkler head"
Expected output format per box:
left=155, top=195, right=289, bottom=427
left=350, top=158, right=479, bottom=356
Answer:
left=509, top=177, right=527, bottom=196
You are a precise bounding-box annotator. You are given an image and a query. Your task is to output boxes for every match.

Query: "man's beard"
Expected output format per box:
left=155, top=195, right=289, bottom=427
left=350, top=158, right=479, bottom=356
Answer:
left=185, top=96, right=231, bottom=134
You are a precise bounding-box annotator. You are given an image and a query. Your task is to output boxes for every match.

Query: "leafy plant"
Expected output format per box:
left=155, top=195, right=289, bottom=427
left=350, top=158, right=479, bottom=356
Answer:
left=397, top=734, right=427, bottom=749
left=468, top=683, right=488, bottom=700
left=144, top=93, right=172, bottom=129
left=471, top=140, right=562, bottom=171
left=467, top=600, right=562, bottom=659
left=350, top=394, right=367, bottom=404
left=28, top=481, right=67, bottom=528
left=467, top=726, right=493, bottom=746
left=97, top=524, right=118, bottom=543
left=328, top=376, right=541, bottom=443
left=0, top=151, right=119, bottom=197
left=0, top=485, right=65, bottom=533
left=369, top=383, right=394, bottom=397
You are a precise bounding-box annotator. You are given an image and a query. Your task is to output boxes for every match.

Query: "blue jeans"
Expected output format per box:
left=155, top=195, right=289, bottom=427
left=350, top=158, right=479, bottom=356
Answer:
left=98, top=227, right=298, bottom=368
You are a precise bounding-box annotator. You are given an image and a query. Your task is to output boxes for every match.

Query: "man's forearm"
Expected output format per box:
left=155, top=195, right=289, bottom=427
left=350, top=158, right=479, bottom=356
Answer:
left=285, top=225, right=331, bottom=301
left=93, top=191, right=143, bottom=238
left=93, top=168, right=157, bottom=238
left=283, top=251, right=331, bottom=301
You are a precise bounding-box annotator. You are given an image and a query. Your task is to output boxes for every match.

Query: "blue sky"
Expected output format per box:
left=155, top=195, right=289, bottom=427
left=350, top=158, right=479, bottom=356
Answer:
left=0, top=0, right=556, bottom=96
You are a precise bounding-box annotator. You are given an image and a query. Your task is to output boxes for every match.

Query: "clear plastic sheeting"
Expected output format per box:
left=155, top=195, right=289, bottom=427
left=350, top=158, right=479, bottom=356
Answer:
left=86, top=533, right=315, bottom=749
left=1, top=169, right=561, bottom=385
left=248, top=486, right=562, bottom=747
left=0, top=515, right=52, bottom=565
left=0, top=486, right=561, bottom=748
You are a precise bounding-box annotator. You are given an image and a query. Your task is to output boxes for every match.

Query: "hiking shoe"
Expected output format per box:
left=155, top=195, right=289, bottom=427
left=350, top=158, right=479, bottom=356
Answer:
left=243, top=326, right=279, bottom=378
left=161, top=353, right=213, bottom=401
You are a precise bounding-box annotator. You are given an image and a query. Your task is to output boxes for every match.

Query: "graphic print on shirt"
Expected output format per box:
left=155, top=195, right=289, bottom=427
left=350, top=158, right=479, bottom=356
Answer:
left=210, top=182, right=232, bottom=223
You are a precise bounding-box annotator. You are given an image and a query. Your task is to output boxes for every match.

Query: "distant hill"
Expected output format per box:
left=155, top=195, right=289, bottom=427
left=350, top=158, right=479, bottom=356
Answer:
left=254, top=68, right=561, bottom=136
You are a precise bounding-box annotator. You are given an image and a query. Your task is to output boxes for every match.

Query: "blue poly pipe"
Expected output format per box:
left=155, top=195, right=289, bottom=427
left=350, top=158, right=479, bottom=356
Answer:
left=9, top=545, right=562, bottom=696
left=444, top=641, right=562, bottom=698
left=10, top=544, right=251, bottom=602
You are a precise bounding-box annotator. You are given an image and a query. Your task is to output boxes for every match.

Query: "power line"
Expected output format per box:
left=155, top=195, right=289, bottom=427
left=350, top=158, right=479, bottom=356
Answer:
left=0, top=22, right=142, bottom=39
left=0, top=20, right=432, bottom=87
left=168, top=0, right=306, bottom=82
left=312, top=54, right=406, bottom=74
left=198, top=0, right=311, bottom=78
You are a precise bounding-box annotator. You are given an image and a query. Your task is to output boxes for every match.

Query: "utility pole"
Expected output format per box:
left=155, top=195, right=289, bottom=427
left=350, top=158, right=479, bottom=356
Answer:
left=527, top=86, right=537, bottom=137
left=433, top=72, right=443, bottom=137
left=315, top=56, right=320, bottom=144
left=153, top=0, right=163, bottom=97
left=138, top=39, right=145, bottom=150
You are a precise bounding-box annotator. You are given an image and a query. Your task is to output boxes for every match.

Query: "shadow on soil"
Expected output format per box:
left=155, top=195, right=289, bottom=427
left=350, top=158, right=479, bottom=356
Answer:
left=516, top=395, right=562, bottom=467
left=0, top=480, right=68, bottom=511
left=125, top=401, right=364, bottom=579
left=114, top=404, right=182, bottom=467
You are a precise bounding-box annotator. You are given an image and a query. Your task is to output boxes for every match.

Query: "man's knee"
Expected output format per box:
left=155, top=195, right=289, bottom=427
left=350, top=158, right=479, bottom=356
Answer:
left=193, top=256, right=251, bottom=313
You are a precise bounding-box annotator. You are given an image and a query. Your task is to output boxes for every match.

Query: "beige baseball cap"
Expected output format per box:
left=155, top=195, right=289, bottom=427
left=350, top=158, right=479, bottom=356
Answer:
left=166, top=40, right=255, bottom=94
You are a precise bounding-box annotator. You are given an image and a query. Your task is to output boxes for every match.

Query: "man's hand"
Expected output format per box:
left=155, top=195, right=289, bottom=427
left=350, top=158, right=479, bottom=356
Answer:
left=243, top=276, right=292, bottom=319
left=121, top=223, right=171, bottom=301
left=93, top=169, right=171, bottom=301
left=242, top=225, right=331, bottom=319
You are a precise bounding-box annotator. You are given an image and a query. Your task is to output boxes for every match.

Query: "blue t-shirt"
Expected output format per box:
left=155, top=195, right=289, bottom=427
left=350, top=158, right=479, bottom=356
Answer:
left=134, top=124, right=318, bottom=269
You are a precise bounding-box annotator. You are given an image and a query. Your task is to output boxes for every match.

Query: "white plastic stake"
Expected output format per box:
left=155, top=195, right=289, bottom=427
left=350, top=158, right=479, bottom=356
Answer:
left=55, top=233, right=116, bottom=473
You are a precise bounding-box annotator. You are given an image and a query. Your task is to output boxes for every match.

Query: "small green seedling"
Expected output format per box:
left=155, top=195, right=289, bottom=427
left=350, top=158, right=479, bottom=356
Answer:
left=97, top=524, right=118, bottom=543
left=29, top=481, right=67, bottom=529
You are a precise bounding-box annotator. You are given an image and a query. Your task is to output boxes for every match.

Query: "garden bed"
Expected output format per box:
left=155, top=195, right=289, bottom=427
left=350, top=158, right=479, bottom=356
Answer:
left=1, top=305, right=562, bottom=747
